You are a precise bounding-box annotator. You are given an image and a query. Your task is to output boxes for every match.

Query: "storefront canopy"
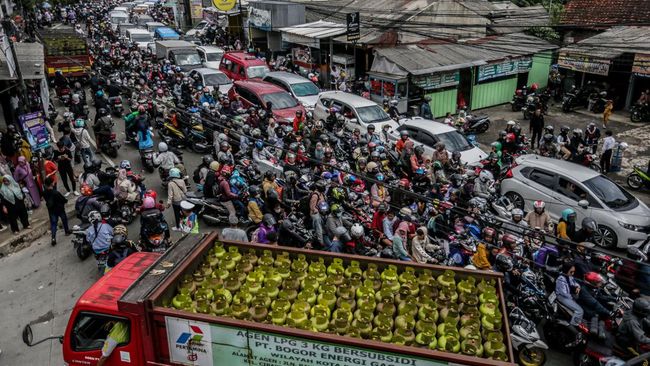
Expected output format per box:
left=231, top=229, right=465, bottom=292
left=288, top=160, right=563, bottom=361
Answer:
left=279, top=20, right=347, bottom=49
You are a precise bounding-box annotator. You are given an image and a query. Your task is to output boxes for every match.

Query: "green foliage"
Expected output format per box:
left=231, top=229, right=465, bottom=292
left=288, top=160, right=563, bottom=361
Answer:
left=527, top=26, right=561, bottom=42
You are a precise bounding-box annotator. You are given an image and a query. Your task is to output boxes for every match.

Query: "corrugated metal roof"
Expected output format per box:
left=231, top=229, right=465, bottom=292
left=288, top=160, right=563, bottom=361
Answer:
left=279, top=20, right=347, bottom=39
left=560, top=26, right=650, bottom=59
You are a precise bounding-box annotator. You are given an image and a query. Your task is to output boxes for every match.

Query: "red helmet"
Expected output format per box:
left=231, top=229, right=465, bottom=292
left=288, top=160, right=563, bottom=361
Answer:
left=221, top=165, right=233, bottom=176
left=482, top=227, right=496, bottom=239
left=80, top=184, right=93, bottom=196
left=530, top=83, right=539, bottom=92
left=138, top=105, right=146, bottom=113
left=399, top=178, right=410, bottom=188
left=515, top=89, right=523, bottom=96
left=501, top=233, right=518, bottom=247
left=506, top=133, right=516, bottom=143
left=144, top=189, right=158, bottom=201
left=584, top=272, right=604, bottom=287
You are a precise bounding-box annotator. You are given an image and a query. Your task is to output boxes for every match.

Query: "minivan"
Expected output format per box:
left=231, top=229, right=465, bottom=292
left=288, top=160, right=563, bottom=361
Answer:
left=126, top=28, right=153, bottom=50
left=228, top=80, right=306, bottom=123
left=313, top=91, right=399, bottom=133
left=109, top=11, right=129, bottom=30
left=196, top=46, right=224, bottom=70
left=263, top=71, right=320, bottom=110
left=219, top=51, right=269, bottom=81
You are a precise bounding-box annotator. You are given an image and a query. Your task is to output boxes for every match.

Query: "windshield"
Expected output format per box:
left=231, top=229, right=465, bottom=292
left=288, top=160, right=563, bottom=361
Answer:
left=582, top=176, right=636, bottom=209
left=356, top=105, right=390, bottom=124
left=437, top=131, right=473, bottom=152
left=175, top=53, right=201, bottom=66
left=262, top=92, right=297, bottom=109
left=246, top=66, right=270, bottom=79
left=131, top=34, right=153, bottom=42
left=203, top=73, right=230, bottom=86
left=112, top=16, right=127, bottom=23
left=206, top=52, right=223, bottom=62
left=291, top=82, right=319, bottom=97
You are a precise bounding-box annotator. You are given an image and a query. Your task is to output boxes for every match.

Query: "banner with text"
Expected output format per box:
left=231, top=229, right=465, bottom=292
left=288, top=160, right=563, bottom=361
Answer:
left=477, top=58, right=533, bottom=82
left=557, top=52, right=611, bottom=76
left=166, top=316, right=448, bottom=366
left=412, top=71, right=459, bottom=90
left=18, top=111, right=49, bottom=151
left=632, top=53, right=650, bottom=76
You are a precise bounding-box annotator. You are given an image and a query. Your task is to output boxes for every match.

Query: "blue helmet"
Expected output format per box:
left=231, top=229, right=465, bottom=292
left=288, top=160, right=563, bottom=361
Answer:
left=96, top=90, right=104, bottom=97
left=376, top=173, right=384, bottom=182
left=321, top=172, right=332, bottom=180
left=255, top=140, right=264, bottom=150
left=169, top=168, right=181, bottom=179
left=561, top=208, right=576, bottom=222
left=317, top=201, right=329, bottom=214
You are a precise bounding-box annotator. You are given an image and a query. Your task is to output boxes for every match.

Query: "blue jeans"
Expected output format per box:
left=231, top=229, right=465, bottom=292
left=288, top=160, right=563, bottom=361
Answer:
left=50, top=212, right=70, bottom=239
left=311, top=213, right=324, bottom=245
left=558, top=296, right=584, bottom=326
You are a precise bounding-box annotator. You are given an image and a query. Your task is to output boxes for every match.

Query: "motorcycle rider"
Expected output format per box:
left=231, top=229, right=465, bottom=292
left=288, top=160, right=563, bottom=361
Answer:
left=558, top=126, right=572, bottom=160
left=69, top=94, right=86, bottom=118
left=502, top=208, right=528, bottom=237
left=525, top=200, right=552, bottom=233
left=325, top=203, right=353, bottom=241
left=420, top=96, right=433, bottom=120
left=577, top=271, right=618, bottom=320
left=93, top=108, right=113, bottom=148
left=278, top=217, right=309, bottom=248
left=106, top=225, right=141, bottom=270
left=569, top=128, right=586, bottom=162
left=538, top=134, right=558, bottom=157
left=217, top=165, right=245, bottom=219
left=584, top=122, right=601, bottom=154
left=153, top=142, right=180, bottom=177
left=94, top=90, right=109, bottom=114
left=199, top=87, right=215, bottom=106
left=556, top=208, right=578, bottom=242
left=216, top=141, right=234, bottom=166
left=388, top=99, right=400, bottom=120
left=255, top=213, right=277, bottom=244
left=473, top=170, right=494, bottom=199
left=247, top=186, right=265, bottom=225
left=363, top=124, right=381, bottom=145
left=472, top=227, right=497, bottom=270
left=617, top=297, right=650, bottom=350
left=555, top=262, right=584, bottom=328
left=85, top=210, right=113, bottom=255
left=395, top=130, right=410, bottom=154
left=575, top=217, right=598, bottom=243
left=140, top=196, right=170, bottom=246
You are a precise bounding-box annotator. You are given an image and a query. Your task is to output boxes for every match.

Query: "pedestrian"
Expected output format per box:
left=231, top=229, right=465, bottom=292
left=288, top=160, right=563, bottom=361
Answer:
left=53, top=140, right=77, bottom=196
left=44, top=157, right=58, bottom=189
left=43, top=177, right=70, bottom=246
left=529, top=108, right=544, bottom=149
left=71, top=118, right=94, bottom=165
left=0, top=175, right=30, bottom=233
left=166, top=168, right=187, bottom=231
left=600, top=130, right=615, bottom=173
left=13, top=156, right=40, bottom=208
left=603, top=100, right=613, bottom=128
left=220, top=216, right=249, bottom=242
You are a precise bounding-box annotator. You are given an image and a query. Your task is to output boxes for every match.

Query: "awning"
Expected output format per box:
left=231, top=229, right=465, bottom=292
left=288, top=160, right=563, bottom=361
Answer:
left=279, top=20, right=346, bottom=49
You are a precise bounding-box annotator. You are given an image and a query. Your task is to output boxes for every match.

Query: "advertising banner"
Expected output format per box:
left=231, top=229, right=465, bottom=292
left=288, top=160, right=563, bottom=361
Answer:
left=412, top=71, right=460, bottom=90
left=557, top=52, right=611, bottom=76
left=632, top=53, right=650, bottom=76
left=166, top=316, right=448, bottom=366
left=347, top=12, right=360, bottom=42
left=18, top=111, right=49, bottom=151
left=477, top=58, right=533, bottom=82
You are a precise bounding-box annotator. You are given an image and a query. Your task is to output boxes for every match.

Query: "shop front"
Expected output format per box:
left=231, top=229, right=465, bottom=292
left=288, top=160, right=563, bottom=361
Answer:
left=366, top=72, right=408, bottom=113
left=412, top=71, right=460, bottom=118
left=471, top=57, right=534, bottom=110
left=631, top=53, right=650, bottom=106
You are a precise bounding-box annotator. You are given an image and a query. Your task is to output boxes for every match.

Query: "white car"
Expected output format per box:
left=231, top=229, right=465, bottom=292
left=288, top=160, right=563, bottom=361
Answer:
left=313, top=91, right=399, bottom=133
left=185, top=20, right=210, bottom=38
left=196, top=46, right=225, bottom=70
left=263, top=71, right=320, bottom=110
left=501, top=155, right=650, bottom=249
left=389, top=117, right=487, bottom=166
left=188, top=68, right=233, bottom=95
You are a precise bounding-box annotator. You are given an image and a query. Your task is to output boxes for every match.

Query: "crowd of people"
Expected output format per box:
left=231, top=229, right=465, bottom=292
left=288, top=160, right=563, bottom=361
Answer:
left=0, top=0, right=647, bottom=359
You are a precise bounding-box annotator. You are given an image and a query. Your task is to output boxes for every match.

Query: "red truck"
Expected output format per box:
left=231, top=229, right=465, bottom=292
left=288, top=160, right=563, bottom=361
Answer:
left=23, top=232, right=515, bottom=366
left=39, top=26, right=91, bottom=79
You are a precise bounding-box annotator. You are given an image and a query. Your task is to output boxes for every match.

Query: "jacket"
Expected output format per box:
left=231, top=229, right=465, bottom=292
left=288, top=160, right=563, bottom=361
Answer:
left=72, top=127, right=92, bottom=149
left=256, top=224, right=276, bottom=244
left=617, top=311, right=650, bottom=348
left=411, top=227, right=436, bottom=264
left=577, top=285, right=612, bottom=318
left=166, top=179, right=187, bottom=205
left=153, top=151, right=179, bottom=170
left=43, top=187, right=67, bottom=214
left=555, top=274, right=578, bottom=300
left=86, top=222, right=113, bottom=253
left=247, top=198, right=264, bottom=224
left=392, top=235, right=410, bottom=259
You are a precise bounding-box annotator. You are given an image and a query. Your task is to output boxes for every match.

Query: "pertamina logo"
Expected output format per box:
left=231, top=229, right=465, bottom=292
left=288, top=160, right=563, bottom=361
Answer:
left=176, top=325, right=204, bottom=345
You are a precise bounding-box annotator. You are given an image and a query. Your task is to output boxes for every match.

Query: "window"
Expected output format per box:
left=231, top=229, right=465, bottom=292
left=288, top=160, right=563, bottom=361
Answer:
left=206, top=52, right=223, bottom=62
left=319, top=98, right=331, bottom=108
left=237, top=88, right=254, bottom=105
left=356, top=105, right=390, bottom=124
left=529, top=169, right=555, bottom=189
left=203, top=73, right=230, bottom=86
left=416, top=131, right=435, bottom=147
left=291, top=82, right=319, bottom=97
left=436, top=131, right=473, bottom=152
left=197, top=50, right=205, bottom=62
left=262, top=92, right=298, bottom=109
left=558, top=177, right=587, bottom=202
left=174, top=53, right=201, bottom=66
left=582, top=175, right=636, bottom=210
left=246, top=66, right=270, bottom=79
left=71, top=313, right=130, bottom=352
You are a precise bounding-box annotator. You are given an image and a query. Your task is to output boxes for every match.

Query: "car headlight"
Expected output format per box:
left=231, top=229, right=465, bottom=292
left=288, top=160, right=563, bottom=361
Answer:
left=618, top=221, right=643, bottom=231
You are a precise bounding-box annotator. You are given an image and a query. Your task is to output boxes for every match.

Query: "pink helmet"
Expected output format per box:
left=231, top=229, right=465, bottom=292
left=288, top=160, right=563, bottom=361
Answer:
left=143, top=196, right=155, bottom=209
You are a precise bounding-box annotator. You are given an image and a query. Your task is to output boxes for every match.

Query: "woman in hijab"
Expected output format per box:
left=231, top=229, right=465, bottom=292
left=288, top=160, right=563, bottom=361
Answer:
left=13, top=156, right=40, bottom=208
left=0, top=175, right=30, bottom=233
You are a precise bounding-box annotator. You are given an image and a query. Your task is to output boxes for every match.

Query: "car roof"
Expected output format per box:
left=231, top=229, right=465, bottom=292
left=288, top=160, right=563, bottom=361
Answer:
left=318, top=91, right=377, bottom=107
left=264, top=71, right=311, bottom=84
left=155, top=27, right=179, bottom=36
left=399, top=118, right=456, bottom=134
left=198, top=45, right=225, bottom=53
left=223, top=51, right=267, bottom=65
left=192, top=68, right=226, bottom=75
left=128, top=28, right=150, bottom=34
left=146, top=22, right=165, bottom=26
left=516, top=155, right=600, bottom=181
left=235, top=80, right=286, bottom=94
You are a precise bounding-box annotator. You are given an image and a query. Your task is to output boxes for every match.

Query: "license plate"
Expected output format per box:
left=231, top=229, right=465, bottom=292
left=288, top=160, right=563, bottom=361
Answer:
left=152, top=246, right=166, bottom=253
left=548, top=292, right=557, bottom=304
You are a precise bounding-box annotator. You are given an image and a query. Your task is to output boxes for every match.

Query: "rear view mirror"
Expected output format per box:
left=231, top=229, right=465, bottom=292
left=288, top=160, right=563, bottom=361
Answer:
left=578, top=200, right=589, bottom=209
left=22, top=324, right=33, bottom=346
left=349, top=118, right=357, bottom=124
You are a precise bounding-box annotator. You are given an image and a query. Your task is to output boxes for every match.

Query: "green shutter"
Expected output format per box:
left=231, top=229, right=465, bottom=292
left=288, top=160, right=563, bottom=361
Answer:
left=471, top=76, right=517, bottom=110
left=527, top=51, right=552, bottom=89
left=426, top=88, right=458, bottom=118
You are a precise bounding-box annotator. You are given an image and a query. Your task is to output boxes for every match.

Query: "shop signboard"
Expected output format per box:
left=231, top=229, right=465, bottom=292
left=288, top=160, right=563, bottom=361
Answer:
left=212, top=0, right=235, bottom=11
left=18, top=111, right=49, bottom=151
left=412, top=70, right=459, bottom=90
left=190, top=0, right=203, bottom=18
left=346, top=12, right=360, bottom=42
left=518, top=57, right=532, bottom=73
left=249, top=7, right=271, bottom=31
left=557, top=52, right=610, bottom=76
left=166, top=317, right=447, bottom=366
left=477, top=60, right=518, bottom=82
left=632, top=53, right=650, bottom=76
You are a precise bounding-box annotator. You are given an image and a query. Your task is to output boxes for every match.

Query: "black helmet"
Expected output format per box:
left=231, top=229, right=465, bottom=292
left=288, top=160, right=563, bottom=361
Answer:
left=202, top=155, right=213, bottom=166
left=632, top=297, right=650, bottom=317
left=495, top=254, right=514, bottom=272
left=112, top=233, right=127, bottom=248
left=400, top=130, right=409, bottom=137
left=249, top=185, right=260, bottom=196
left=367, top=124, right=375, bottom=131
left=264, top=170, right=275, bottom=180
left=414, top=146, right=424, bottom=155
left=262, top=214, right=276, bottom=227
left=513, top=125, right=521, bottom=135
left=560, top=126, right=570, bottom=134
left=92, top=157, right=103, bottom=169
left=544, top=125, right=554, bottom=133
left=581, top=217, right=597, bottom=232
left=98, top=108, right=108, bottom=116
left=543, top=134, right=554, bottom=143
left=100, top=203, right=111, bottom=218
left=498, top=130, right=507, bottom=139
left=319, top=134, right=329, bottom=144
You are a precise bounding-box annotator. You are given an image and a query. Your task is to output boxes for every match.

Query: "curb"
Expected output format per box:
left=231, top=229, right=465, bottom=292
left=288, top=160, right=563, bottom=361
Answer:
left=0, top=205, right=77, bottom=258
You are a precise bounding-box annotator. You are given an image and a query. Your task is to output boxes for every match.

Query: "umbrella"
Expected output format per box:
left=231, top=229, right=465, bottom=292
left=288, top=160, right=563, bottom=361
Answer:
left=41, top=2, right=52, bottom=8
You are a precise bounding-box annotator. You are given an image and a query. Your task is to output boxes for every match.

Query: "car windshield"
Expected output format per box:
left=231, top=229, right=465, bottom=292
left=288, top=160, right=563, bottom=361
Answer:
left=356, top=105, right=390, bottom=124
left=246, top=66, right=270, bottom=79
left=112, top=16, right=127, bottom=23
left=131, top=34, right=152, bottom=42
left=582, top=175, right=636, bottom=209
left=203, top=73, right=230, bottom=86
left=262, top=92, right=297, bottom=109
left=436, top=131, right=473, bottom=152
left=195, top=22, right=207, bottom=30
left=206, top=52, right=223, bottom=62
left=291, top=82, right=319, bottom=97
left=175, top=53, right=201, bottom=66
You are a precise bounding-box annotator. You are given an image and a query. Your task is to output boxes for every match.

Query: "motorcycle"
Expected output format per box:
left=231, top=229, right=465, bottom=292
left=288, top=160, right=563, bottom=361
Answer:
left=460, top=114, right=491, bottom=135
left=626, top=165, right=650, bottom=190
left=562, top=87, right=590, bottom=112
left=97, top=131, right=120, bottom=158
left=139, top=148, right=155, bottom=173
left=511, top=92, right=527, bottom=112
left=509, top=307, right=548, bottom=366
left=630, top=103, right=650, bottom=122
left=57, top=86, right=72, bottom=107
left=95, top=250, right=109, bottom=275
left=108, top=96, right=124, bottom=117
left=522, top=96, right=537, bottom=120
left=185, top=191, right=235, bottom=226
left=71, top=223, right=92, bottom=260
left=589, top=91, right=608, bottom=113
left=572, top=150, right=601, bottom=173
left=543, top=291, right=588, bottom=353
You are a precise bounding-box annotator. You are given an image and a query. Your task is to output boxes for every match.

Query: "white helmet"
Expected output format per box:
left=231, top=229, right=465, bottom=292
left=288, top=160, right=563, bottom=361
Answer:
left=479, top=170, right=494, bottom=183
left=158, top=142, right=168, bottom=152
left=350, top=223, right=364, bottom=239
left=389, top=99, right=398, bottom=107
left=506, top=120, right=516, bottom=126
left=88, top=210, right=101, bottom=224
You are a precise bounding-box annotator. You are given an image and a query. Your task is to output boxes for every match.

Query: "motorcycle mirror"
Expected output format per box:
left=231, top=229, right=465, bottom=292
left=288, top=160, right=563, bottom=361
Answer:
left=578, top=200, right=589, bottom=209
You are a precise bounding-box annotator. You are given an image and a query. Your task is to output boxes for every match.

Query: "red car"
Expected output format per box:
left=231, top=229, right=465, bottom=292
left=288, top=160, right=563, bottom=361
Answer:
left=228, top=80, right=306, bottom=123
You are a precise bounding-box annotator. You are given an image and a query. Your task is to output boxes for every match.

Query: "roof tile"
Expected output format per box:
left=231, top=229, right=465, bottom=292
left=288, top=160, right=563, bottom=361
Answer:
left=561, top=0, right=650, bottom=26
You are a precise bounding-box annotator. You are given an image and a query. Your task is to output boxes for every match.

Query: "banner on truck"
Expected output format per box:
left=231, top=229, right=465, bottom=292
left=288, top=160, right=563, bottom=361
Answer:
left=166, top=316, right=448, bottom=366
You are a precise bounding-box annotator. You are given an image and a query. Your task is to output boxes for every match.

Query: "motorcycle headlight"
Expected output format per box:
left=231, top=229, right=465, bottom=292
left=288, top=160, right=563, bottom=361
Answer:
left=618, top=221, right=644, bottom=231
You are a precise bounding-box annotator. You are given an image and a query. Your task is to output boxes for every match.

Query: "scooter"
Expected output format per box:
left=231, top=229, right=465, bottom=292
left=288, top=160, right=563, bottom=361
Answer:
left=108, top=96, right=124, bottom=117
left=139, top=148, right=155, bottom=173
left=630, top=103, right=650, bottom=122
left=509, top=307, right=548, bottom=366
left=185, top=191, right=250, bottom=226
left=542, top=291, right=588, bottom=353
left=97, top=132, right=120, bottom=158
left=626, top=165, right=650, bottom=190
left=71, top=223, right=91, bottom=260
left=461, top=114, right=491, bottom=134
left=94, top=249, right=109, bottom=275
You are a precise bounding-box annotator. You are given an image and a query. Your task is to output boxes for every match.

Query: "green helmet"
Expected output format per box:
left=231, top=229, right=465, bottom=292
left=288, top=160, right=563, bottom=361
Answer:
left=433, top=161, right=443, bottom=170
left=490, top=141, right=502, bottom=151
left=331, top=187, right=345, bottom=201
left=331, top=203, right=342, bottom=214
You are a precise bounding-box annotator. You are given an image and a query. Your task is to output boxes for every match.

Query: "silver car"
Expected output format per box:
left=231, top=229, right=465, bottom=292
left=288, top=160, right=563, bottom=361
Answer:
left=263, top=72, right=320, bottom=110
left=500, top=155, right=650, bottom=249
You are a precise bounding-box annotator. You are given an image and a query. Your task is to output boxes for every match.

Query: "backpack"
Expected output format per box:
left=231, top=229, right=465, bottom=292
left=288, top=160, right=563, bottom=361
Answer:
left=300, top=192, right=319, bottom=218
left=192, top=166, right=202, bottom=184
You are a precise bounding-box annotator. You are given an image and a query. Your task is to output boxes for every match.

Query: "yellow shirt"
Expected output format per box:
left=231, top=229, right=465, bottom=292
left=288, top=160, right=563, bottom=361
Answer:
left=471, top=243, right=492, bottom=270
